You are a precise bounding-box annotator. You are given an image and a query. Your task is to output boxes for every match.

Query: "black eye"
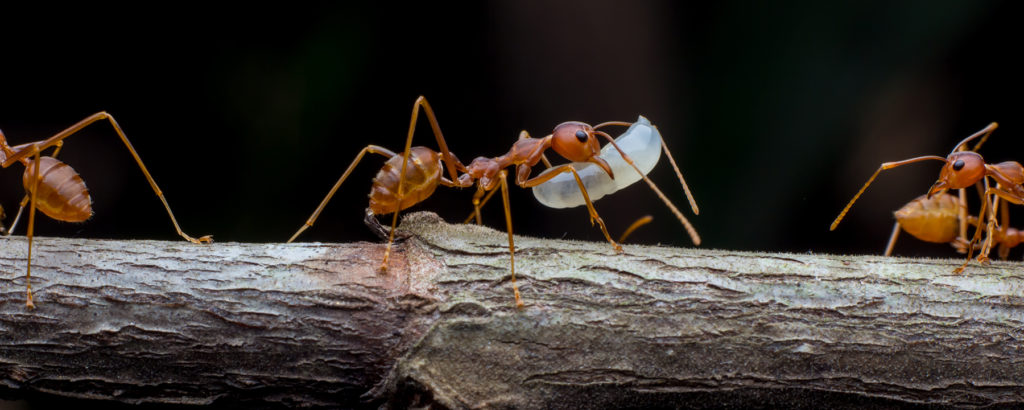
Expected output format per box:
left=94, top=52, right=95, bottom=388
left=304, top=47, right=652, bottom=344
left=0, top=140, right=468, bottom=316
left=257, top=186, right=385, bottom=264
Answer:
left=575, top=130, right=588, bottom=142
left=952, top=160, right=965, bottom=171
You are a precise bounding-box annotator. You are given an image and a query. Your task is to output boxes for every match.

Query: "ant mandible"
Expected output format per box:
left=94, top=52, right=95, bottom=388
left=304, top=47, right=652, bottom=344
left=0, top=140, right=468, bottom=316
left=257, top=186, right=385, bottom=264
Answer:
left=1, top=112, right=212, bottom=308
left=288, top=96, right=679, bottom=309
left=832, top=122, right=1024, bottom=271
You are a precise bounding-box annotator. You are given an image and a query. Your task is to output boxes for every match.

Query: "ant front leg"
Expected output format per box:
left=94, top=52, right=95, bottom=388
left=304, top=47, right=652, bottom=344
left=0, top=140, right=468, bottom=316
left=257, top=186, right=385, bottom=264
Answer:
left=519, top=163, right=622, bottom=252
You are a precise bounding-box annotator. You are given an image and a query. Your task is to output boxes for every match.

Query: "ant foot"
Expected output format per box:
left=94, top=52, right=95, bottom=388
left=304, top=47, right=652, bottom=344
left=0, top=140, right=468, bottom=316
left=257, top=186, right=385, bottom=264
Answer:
left=25, top=292, right=35, bottom=309
left=379, top=252, right=392, bottom=274
left=951, top=239, right=970, bottom=254
left=183, top=234, right=214, bottom=244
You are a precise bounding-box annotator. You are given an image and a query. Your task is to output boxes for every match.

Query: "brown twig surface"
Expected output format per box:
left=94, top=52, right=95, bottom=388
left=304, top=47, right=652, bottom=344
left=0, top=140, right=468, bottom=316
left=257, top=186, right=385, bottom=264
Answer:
left=1, top=211, right=1023, bottom=408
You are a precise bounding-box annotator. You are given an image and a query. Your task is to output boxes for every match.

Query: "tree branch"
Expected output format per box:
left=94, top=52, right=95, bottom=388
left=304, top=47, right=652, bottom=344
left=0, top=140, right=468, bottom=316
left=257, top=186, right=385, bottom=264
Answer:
left=1, top=212, right=1022, bottom=408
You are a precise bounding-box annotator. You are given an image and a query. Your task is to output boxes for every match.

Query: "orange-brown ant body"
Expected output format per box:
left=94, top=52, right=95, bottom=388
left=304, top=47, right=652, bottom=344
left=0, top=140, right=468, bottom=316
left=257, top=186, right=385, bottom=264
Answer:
left=833, top=122, right=1024, bottom=271
left=1, top=112, right=212, bottom=308
left=288, top=96, right=700, bottom=308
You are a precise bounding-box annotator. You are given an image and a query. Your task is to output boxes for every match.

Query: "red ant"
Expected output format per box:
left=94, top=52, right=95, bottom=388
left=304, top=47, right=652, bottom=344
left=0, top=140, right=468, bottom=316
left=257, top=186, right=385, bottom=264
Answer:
left=1, top=112, right=212, bottom=308
left=288, top=96, right=699, bottom=308
left=832, top=122, right=1024, bottom=272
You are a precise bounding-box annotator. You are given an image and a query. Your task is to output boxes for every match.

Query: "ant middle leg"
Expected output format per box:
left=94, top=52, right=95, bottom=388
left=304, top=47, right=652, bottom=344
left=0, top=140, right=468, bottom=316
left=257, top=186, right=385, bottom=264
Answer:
left=495, top=170, right=523, bottom=309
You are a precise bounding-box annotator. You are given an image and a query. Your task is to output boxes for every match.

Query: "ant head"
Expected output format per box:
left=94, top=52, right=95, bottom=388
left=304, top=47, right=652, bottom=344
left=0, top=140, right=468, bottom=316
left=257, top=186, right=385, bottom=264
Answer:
left=550, top=121, right=614, bottom=178
left=928, top=151, right=986, bottom=196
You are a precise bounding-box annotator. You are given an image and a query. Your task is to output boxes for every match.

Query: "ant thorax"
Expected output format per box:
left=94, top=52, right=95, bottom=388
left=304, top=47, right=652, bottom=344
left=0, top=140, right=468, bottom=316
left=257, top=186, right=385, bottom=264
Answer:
left=462, top=157, right=502, bottom=189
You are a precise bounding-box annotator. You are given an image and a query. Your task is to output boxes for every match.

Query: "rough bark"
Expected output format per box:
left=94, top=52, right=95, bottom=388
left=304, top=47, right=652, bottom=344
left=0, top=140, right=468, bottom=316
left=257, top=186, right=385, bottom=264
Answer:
left=0, top=211, right=1022, bottom=408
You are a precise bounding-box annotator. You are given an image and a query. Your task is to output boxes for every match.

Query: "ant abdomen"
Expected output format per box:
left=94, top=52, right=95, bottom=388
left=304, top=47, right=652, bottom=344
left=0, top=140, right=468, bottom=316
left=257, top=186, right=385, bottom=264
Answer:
left=893, top=193, right=959, bottom=244
left=369, top=146, right=441, bottom=215
left=22, top=156, right=92, bottom=222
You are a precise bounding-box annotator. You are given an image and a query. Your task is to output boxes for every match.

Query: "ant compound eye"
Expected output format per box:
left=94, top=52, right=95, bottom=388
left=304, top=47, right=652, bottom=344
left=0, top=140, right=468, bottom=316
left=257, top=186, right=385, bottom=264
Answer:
left=575, top=130, right=588, bottom=142
left=952, top=160, right=965, bottom=171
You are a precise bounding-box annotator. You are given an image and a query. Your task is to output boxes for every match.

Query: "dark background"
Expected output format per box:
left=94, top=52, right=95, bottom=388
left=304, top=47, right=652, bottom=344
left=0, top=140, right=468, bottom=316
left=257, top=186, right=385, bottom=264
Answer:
left=1, top=1, right=1022, bottom=259
left=1, top=1, right=1023, bottom=408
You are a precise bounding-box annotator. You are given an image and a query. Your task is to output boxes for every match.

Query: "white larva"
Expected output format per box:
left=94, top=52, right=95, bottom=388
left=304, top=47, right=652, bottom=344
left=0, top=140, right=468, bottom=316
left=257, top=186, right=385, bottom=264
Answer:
left=532, top=115, right=662, bottom=208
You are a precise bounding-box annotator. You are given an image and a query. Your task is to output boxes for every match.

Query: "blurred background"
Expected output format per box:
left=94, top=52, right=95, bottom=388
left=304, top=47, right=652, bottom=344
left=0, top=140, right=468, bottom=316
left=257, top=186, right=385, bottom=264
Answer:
left=1, top=1, right=1022, bottom=257
left=1, top=0, right=1024, bottom=408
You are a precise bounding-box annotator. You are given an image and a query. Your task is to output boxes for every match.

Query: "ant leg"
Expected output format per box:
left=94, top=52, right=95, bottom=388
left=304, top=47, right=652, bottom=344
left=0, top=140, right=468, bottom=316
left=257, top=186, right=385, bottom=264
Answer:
left=521, top=164, right=622, bottom=252
left=998, top=202, right=1011, bottom=260
left=593, top=130, right=701, bottom=245
left=831, top=155, right=948, bottom=230
left=465, top=185, right=498, bottom=224
left=884, top=222, right=901, bottom=257
left=3, top=113, right=212, bottom=243
left=618, top=215, right=654, bottom=244
left=409, top=96, right=468, bottom=180
left=957, top=188, right=969, bottom=248
left=470, top=185, right=488, bottom=225
left=380, top=97, right=468, bottom=272
left=980, top=195, right=999, bottom=264
left=24, top=146, right=43, bottom=308
left=287, top=145, right=397, bottom=243
left=496, top=170, right=523, bottom=309
left=5, top=195, right=29, bottom=236
left=381, top=210, right=402, bottom=272
left=956, top=178, right=995, bottom=273
left=977, top=185, right=1024, bottom=262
